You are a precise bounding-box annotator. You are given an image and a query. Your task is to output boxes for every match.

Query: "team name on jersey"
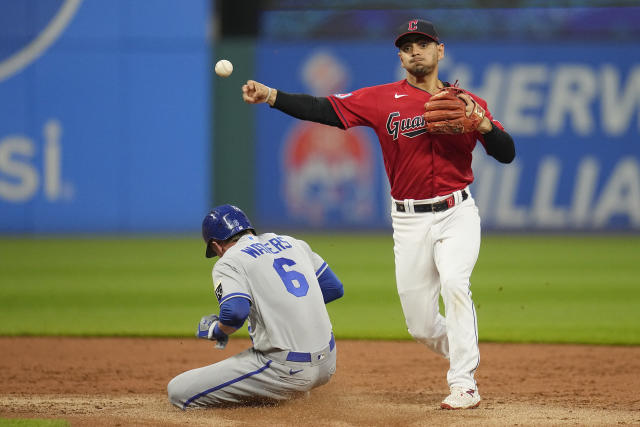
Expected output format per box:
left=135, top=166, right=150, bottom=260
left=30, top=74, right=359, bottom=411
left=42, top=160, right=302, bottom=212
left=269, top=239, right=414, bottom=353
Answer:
left=386, top=112, right=428, bottom=140
left=240, top=236, right=293, bottom=258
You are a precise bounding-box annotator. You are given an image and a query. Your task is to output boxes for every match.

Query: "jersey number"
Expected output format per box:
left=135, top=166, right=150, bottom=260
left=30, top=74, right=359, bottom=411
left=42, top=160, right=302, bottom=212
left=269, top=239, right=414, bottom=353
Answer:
left=273, top=257, right=309, bottom=297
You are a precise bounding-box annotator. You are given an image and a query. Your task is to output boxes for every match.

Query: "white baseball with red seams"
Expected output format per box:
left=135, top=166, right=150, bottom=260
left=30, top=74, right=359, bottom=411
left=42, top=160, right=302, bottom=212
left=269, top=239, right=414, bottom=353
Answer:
left=214, top=59, right=233, bottom=77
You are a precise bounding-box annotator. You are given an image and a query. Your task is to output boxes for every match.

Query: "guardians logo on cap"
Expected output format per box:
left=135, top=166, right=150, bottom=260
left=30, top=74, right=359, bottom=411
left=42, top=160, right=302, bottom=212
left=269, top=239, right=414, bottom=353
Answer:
left=395, top=19, right=440, bottom=47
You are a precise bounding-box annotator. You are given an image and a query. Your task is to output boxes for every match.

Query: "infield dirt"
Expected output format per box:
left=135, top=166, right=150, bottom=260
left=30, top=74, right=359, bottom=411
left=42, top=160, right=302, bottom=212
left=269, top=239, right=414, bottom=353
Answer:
left=1, top=337, right=638, bottom=426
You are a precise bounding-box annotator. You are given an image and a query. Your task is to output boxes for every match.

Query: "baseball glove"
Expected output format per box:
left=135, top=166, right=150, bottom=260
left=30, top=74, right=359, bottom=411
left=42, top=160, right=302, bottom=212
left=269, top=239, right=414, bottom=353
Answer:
left=423, top=87, right=485, bottom=134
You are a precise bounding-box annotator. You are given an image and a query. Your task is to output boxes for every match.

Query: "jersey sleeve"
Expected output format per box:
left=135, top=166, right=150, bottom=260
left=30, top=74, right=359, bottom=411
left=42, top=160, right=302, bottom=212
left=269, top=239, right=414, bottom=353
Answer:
left=291, top=237, right=344, bottom=303
left=327, top=86, right=381, bottom=129
left=292, top=237, right=327, bottom=275
left=211, top=259, right=253, bottom=307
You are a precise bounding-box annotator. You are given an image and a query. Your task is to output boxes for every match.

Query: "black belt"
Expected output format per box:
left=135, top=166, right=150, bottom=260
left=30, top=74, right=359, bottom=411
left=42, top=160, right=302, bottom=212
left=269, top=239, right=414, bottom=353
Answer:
left=395, top=190, right=468, bottom=213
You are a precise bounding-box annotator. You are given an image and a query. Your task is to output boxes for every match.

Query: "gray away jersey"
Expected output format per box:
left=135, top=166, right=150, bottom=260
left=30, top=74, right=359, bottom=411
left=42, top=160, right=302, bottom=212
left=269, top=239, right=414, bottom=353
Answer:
left=212, top=233, right=333, bottom=353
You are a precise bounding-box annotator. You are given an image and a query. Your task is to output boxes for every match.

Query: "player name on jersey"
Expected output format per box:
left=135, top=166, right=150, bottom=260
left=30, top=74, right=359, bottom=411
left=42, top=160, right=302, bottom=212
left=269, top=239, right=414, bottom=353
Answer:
left=240, top=236, right=293, bottom=258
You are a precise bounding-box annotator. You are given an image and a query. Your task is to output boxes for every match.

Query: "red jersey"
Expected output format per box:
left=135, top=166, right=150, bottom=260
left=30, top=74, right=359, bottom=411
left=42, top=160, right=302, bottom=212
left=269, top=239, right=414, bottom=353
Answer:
left=327, top=80, right=502, bottom=200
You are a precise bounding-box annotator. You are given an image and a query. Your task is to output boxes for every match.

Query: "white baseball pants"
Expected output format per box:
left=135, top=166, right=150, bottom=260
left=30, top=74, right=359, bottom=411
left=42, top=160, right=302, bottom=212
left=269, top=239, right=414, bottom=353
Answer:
left=391, top=188, right=481, bottom=391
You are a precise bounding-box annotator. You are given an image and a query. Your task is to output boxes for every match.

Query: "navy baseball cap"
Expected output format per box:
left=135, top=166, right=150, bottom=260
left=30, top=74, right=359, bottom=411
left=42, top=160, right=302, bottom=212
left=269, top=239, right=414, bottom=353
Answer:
left=395, top=19, right=440, bottom=47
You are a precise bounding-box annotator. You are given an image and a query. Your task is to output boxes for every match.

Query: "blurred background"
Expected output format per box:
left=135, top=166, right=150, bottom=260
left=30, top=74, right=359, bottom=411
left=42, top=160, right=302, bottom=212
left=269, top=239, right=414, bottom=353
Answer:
left=2, top=0, right=639, bottom=234
left=1, top=1, right=638, bottom=343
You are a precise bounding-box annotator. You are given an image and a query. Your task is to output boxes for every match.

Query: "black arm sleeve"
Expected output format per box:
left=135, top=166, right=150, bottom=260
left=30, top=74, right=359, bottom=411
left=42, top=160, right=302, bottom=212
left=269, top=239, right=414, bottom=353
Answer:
left=272, top=90, right=345, bottom=129
left=483, top=123, right=516, bottom=163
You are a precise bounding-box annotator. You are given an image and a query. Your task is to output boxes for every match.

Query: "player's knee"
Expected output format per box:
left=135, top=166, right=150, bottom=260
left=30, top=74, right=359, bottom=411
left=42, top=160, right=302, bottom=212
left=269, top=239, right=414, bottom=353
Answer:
left=408, top=324, right=443, bottom=341
left=167, top=377, right=187, bottom=410
left=440, top=277, right=472, bottom=299
left=406, top=314, right=444, bottom=340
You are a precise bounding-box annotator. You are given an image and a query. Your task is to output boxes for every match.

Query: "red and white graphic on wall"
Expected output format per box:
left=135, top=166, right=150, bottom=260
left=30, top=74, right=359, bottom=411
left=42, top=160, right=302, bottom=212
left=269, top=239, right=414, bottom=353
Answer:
left=283, top=123, right=374, bottom=226
left=282, top=51, right=375, bottom=226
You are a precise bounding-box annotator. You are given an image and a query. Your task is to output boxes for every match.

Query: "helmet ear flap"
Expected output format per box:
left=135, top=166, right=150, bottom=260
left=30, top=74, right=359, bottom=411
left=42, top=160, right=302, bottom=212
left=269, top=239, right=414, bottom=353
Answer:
left=205, top=239, right=216, bottom=258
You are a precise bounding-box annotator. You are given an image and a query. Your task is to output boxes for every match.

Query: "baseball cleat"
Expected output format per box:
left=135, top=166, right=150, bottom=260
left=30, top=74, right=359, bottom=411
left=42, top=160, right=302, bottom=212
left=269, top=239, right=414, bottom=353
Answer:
left=440, top=387, right=481, bottom=409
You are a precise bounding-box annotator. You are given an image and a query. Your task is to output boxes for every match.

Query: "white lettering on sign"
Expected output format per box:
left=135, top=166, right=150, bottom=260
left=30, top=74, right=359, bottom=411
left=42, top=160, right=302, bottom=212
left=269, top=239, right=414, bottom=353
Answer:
left=570, top=157, right=599, bottom=228
left=531, top=157, right=565, bottom=227
left=0, top=0, right=84, bottom=83
left=444, top=59, right=640, bottom=136
left=504, top=64, right=548, bottom=136
left=601, top=65, right=640, bottom=135
left=44, top=120, right=62, bottom=200
left=592, top=157, right=640, bottom=227
left=0, top=137, right=38, bottom=201
left=0, top=119, right=73, bottom=203
left=545, top=66, right=596, bottom=135
left=472, top=152, right=640, bottom=229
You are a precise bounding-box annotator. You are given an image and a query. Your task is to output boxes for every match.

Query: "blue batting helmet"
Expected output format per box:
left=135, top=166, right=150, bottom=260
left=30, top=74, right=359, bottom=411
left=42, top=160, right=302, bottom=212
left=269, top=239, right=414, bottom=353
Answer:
left=202, top=204, right=255, bottom=258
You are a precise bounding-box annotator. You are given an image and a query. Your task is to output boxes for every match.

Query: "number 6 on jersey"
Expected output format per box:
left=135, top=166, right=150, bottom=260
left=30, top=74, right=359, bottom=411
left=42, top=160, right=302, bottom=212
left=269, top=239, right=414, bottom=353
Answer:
left=273, top=257, right=309, bottom=297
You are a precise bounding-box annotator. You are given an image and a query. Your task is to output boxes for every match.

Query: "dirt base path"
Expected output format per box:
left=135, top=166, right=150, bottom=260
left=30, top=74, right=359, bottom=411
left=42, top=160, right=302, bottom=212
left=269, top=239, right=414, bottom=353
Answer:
left=1, top=338, right=639, bottom=426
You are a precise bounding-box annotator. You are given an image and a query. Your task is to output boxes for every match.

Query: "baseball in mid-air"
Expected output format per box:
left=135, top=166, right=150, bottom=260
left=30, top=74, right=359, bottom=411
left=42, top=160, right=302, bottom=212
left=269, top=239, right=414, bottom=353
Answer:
left=214, top=59, right=233, bottom=77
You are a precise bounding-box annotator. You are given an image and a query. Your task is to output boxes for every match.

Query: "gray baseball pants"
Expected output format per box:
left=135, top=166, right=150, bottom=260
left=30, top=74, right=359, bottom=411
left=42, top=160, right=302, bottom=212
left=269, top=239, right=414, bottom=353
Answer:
left=168, top=340, right=336, bottom=409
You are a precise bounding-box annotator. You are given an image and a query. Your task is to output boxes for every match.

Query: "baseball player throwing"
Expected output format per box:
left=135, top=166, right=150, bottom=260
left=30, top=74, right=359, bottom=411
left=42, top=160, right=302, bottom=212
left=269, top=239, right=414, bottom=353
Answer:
left=242, top=19, right=515, bottom=409
left=168, top=204, right=344, bottom=408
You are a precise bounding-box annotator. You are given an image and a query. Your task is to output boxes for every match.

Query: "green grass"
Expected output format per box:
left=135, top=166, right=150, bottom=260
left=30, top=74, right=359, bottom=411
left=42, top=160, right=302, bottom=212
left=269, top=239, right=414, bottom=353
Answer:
left=0, top=234, right=638, bottom=344
left=472, top=235, right=640, bottom=344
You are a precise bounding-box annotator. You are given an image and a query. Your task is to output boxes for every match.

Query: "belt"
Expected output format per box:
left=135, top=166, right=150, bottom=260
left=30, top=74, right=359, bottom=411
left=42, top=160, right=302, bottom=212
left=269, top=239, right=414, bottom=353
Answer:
left=266, top=333, right=335, bottom=365
left=395, top=190, right=468, bottom=213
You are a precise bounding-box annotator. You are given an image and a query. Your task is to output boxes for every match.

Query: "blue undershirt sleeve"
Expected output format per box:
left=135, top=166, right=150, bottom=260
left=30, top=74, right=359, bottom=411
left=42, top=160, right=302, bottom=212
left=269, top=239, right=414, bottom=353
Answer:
left=318, top=266, right=344, bottom=304
left=218, top=298, right=250, bottom=329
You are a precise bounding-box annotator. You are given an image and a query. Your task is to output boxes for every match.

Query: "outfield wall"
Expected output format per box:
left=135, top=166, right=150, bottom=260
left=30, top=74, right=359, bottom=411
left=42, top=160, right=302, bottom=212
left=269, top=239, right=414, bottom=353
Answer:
left=1, top=3, right=638, bottom=232
left=0, top=0, right=209, bottom=232
left=255, top=42, right=640, bottom=231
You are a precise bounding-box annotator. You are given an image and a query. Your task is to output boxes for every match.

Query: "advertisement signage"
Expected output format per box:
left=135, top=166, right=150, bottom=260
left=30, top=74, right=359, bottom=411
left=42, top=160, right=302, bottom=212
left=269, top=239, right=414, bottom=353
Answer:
left=255, top=41, right=640, bottom=231
left=0, top=1, right=209, bottom=232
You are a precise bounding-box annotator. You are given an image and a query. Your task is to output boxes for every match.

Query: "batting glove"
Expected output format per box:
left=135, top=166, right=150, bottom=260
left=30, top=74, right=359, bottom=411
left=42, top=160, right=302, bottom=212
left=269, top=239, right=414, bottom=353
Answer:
left=196, top=314, right=229, bottom=349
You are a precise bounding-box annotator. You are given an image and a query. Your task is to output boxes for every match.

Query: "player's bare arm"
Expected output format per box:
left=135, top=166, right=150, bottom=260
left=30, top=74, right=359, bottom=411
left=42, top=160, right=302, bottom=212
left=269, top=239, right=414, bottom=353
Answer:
left=242, top=80, right=277, bottom=106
